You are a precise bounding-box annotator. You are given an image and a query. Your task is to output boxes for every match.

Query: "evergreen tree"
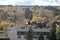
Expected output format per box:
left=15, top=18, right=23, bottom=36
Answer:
left=14, top=15, right=17, bottom=23
left=50, top=22, right=56, bottom=40
left=25, top=8, right=32, bottom=20
left=26, top=28, right=33, bottom=40
left=38, top=32, right=44, bottom=40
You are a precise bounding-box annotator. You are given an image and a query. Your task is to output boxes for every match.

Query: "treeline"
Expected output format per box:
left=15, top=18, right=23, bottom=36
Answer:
left=0, top=6, right=60, bottom=25
left=24, top=7, right=60, bottom=24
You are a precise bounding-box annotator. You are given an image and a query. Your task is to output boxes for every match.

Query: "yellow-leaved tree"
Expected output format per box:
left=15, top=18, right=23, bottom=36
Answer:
left=0, top=20, right=15, bottom=37
left=30, top=8, right=46, bottom=23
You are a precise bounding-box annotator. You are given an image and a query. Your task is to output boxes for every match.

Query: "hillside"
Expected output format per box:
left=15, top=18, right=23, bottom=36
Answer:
left=0, top=6, right=60, bottom=25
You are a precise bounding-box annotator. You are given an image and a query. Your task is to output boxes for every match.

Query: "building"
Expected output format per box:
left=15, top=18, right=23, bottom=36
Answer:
left=7, top=25, right=52, bottom=40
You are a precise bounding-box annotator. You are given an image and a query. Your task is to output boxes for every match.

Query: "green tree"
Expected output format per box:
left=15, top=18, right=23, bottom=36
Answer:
left=38, top=32, right=44, bottom=40
left=13, top=15, right=17, bottom=23
left=50, top=22, right=56, bottom=40
left=56, top=27, right=60, bottom=40
left=25, top=8, right=32, bottom=20
left=26, top=28, right=33, bottom=40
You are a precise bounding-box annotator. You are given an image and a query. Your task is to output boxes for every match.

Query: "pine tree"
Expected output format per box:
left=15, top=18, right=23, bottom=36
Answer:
left=38, top=32, right=44, bottom=40
left=50, top=22, right=56, bottom=40
left=26, top=28, right=33, bottom=40
left=25, top=8, right=32, bottom=20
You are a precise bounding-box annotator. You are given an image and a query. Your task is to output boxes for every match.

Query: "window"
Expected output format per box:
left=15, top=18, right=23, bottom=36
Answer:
left=17, top=35, right=21, bottom=38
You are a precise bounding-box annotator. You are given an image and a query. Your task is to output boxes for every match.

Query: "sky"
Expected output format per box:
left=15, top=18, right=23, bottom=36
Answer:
left=0, top=0, right=60, bottom=6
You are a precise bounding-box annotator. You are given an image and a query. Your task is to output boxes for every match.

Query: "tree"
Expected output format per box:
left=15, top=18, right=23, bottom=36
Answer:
left=26, top=28, right=33, bottom=40
left=38, top=32, right=44, bottom=40
left=50, top=29, right=56, bottom=40
left=56, top=26, right=60, bottom=40
left=50, top=22, right=56, bottom=40
left=37, top=23, right=42, bottom=28
left=25, top=8, right=32, bottom=20
left=1, top=11, right=8, bottom=20
left=14, top=15, right=17, bottom=23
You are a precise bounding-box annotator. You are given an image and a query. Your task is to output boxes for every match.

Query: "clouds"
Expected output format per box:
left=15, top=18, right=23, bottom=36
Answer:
left=0, top=0, right=60, bottom=6
left=32, top=0, right=60, bottom=6
left=15, top=0, right=34, bottom=5
left=0, top=0, right=16, bottom=5
left=0, top=0, right=34, bottom=5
